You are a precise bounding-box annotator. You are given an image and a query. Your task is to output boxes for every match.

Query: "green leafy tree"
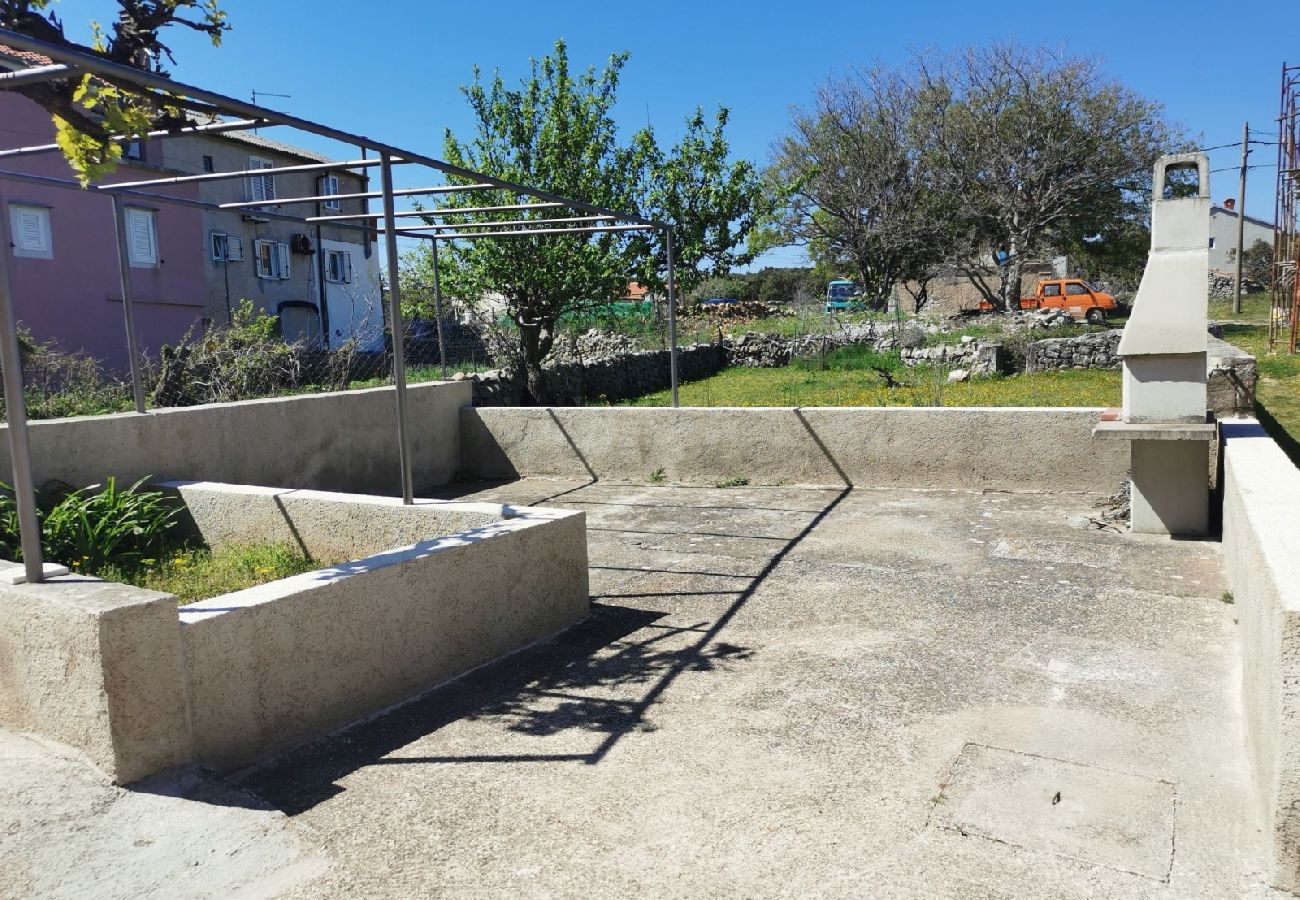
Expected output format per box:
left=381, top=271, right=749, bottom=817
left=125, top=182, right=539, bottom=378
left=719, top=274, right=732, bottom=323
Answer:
left=631, top=107, right=764, bottom=298
left=405, top=40, right=760, bottom=403
left=1, top=0, right=229, bottom=184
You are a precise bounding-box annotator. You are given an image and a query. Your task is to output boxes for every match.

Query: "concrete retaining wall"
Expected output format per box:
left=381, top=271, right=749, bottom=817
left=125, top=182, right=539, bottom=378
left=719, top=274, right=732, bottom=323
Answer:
left=459, top=406, right=1130, bottom=493
left=0, top=577, right=193, bottom=783
left=1221, top=420, right=1300, bottom=892
left=0, top=380, right=471, bottom=495
left=0, top=483, right=589, bottom=781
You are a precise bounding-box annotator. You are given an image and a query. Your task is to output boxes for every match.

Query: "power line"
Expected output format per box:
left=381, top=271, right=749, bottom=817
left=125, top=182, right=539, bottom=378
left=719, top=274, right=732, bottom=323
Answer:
left=1209, top=163, right=1276, bottom=173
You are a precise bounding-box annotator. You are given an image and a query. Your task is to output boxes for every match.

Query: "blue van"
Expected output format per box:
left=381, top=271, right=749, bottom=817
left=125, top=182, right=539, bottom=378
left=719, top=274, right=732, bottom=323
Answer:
left=824, top=279, right=864, bottom=313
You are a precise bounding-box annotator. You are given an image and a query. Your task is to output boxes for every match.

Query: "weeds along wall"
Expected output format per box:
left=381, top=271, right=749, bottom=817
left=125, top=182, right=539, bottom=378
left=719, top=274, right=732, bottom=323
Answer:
left=0, top=381, right=470, bottom=495
left=470, top=343, right=725, bottom=406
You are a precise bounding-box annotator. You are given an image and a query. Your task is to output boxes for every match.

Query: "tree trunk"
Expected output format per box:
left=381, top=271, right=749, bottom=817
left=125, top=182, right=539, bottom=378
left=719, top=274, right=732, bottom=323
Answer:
left=517, top=320, right=553, bottom=406
left=1001, top=230, right=1024, bottom=311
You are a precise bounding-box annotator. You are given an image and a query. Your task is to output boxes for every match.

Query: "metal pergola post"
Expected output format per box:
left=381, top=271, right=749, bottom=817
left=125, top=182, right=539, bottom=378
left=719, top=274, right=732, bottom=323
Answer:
left=109, top=194, right=147, bottom=414
left=0, top=26, right=674, bottom=522
left=666, top=229, right=679, bottom=408
left=379, top=152, right=414, bottom=504
left=0, top=210, right=45, bottom=583
left=0, top=29, right=665, bottom=229
left=431, top=239, right=449, bottom=380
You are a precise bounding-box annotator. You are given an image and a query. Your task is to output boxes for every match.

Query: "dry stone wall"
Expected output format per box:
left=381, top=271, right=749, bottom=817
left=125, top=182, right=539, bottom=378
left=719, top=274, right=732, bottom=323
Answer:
left=1025, top=331, right=1122, bottom=372
left=469, top=343, right=725, bottom=406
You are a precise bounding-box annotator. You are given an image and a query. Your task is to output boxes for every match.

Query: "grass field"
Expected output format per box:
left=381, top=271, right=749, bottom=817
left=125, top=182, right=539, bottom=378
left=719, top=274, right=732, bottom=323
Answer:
left=624, top=295, right=1299, bottom=467
left=1203, top=293, right=1300, bottom=465
left=622, top=343, right=1120, bottom=409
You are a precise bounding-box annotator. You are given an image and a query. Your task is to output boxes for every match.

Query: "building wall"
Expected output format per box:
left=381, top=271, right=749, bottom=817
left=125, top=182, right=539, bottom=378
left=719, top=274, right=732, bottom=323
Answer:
left=160, top=134, right=380, bottom=346
left=1209, top=207, right=1274, bottom=271
left=0, top=94, right=206, bottom=372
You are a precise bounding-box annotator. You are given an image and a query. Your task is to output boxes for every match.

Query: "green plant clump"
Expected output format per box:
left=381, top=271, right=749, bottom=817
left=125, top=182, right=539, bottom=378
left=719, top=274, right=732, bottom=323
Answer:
left=101, top=543, right=328, bottom=606
left=0, top=477, right=181, bottom=574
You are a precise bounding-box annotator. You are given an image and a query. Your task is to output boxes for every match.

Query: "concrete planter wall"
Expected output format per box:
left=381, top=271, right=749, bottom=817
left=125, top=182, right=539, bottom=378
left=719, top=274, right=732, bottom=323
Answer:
left=0, top=380, right=471, bottom=495
left=0, top=483, right=588, bottom=782
left=1221, top=421, right=1300, bottom=892
left=459, top=406, right=1130, bottom=494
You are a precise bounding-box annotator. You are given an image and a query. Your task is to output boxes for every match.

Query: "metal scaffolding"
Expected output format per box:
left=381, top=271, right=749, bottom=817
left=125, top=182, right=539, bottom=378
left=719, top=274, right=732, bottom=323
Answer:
left=0, top=28, right=680, bottom=584
left=1272, top=63, right=1300, bottom=352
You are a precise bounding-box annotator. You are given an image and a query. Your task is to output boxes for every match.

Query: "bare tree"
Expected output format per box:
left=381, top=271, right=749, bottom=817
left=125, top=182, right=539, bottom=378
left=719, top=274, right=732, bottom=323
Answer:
left=766, top=67, right=952, bottom=309
left=916, top=44, right=1180, bottom=308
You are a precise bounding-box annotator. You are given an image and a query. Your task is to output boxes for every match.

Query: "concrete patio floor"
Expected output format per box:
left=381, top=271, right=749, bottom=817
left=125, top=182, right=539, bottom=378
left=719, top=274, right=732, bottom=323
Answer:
left=2, top=481, right=1285, bottom=898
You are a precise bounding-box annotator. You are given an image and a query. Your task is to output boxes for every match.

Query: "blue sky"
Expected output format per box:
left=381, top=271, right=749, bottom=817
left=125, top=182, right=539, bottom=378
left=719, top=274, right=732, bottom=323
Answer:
left=60, top=1, right=1294, bottom=266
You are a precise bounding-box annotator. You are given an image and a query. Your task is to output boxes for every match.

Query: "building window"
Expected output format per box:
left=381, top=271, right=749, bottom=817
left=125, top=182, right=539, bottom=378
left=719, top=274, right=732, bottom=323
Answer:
left=124, top=141, right=144, bottom=161
left=124, top=207, right=159, bottom=267
left=254, top=239, right=291, bottom=280
left=8, top=204, right=52, bottom=259
left=248, top=156, right=276, bottom=203
left=202, top=155, right=215, bottom=173
left=324, top=249, right=353, bottom=283
left=1209, top=237, right=1216, bottom=249
left=210, top=232, right=244, bottom=262
left=320, top=174, right=340, bottom=210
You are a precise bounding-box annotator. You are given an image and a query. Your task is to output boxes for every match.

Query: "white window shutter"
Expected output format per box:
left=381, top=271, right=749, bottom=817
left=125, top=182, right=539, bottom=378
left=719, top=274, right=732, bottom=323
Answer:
left=11, top=206, right=51, bottom=256
left=254, top=240, right=269, bottom=278
left=227, top=236, right=244, bottom=261
left=126, top=208, right=158, bottom=266
left=249, top=157, right=275, bottom=203
left=343, top=251, right=353, bottom=283
left=277, top=242, right=291, bottom=280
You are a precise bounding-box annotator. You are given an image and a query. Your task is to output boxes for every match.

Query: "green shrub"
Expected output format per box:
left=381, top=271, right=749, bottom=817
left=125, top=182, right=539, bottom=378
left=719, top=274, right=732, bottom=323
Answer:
left=0, top=330, right=135, bottom=420
left=0, top=477, right=183, bottom=574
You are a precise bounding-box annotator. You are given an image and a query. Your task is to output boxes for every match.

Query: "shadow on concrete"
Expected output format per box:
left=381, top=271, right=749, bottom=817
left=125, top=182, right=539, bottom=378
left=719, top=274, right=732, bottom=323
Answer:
left=239, top=603, right=673, bottom=814
left=239, top=484, right=850, bottom=817
left=239, top=417, right=861, bottom=815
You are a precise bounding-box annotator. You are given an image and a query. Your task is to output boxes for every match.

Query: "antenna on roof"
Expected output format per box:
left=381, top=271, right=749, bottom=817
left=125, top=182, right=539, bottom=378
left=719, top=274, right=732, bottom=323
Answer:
left=250, top=90, right=292, bottom=132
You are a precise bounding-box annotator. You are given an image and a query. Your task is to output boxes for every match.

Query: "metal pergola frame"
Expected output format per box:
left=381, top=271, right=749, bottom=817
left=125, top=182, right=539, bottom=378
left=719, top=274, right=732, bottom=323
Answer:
left=0, top=28, right=681, bottom=584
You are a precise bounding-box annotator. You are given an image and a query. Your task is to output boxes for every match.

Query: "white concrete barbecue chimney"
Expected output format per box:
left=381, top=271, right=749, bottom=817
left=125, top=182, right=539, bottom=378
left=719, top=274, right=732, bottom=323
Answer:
left=1094, top=153, right=1217, bottom=535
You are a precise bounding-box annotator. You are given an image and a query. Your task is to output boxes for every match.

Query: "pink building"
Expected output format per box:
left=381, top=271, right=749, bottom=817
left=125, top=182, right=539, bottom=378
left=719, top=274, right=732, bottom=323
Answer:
left=0, top=90, right=207, bottom=374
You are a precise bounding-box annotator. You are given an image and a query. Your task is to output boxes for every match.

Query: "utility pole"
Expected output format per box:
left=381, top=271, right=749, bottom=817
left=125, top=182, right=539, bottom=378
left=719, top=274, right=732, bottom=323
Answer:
left=1234, top=121, right=1250, bottom=315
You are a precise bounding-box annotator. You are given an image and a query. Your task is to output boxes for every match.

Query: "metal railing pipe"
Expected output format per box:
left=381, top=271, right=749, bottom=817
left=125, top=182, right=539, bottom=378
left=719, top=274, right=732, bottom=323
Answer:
left=104, top=156, right=394, bottom=190
left=666, top=229, right=679, bottom=408
left=431, top=240, right=448, bottom=380
left=218, top=183, right=494, bottom=211
left=397, top=224, right=652, bottom=240
left=0, top=63, right=74, bottom=85
left=0, top=29, right=667, bottom=229
left=0, top=207, right=45, bottom=582
left=0, top=118, right=265, bottom=160
left=304, top=201, right=565, bottom=223
left=380, top=152, right=415, bottom=504
left=109, top=194, right=147, bottom=414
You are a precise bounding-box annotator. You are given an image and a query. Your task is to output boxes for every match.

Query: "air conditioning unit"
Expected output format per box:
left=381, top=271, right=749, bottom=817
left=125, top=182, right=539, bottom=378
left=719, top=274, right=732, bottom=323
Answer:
left=290, top=233, right=315, bottom=255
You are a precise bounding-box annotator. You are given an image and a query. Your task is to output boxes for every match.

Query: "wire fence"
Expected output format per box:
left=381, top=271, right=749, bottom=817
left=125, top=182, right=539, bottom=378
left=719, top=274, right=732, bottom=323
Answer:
left=6, top=279, right=923, bottom=421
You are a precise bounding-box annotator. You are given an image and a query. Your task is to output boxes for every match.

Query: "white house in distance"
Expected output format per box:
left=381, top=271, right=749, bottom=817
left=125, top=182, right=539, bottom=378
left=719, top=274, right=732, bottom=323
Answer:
left=1208, top=200, right=1274, bottom=271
